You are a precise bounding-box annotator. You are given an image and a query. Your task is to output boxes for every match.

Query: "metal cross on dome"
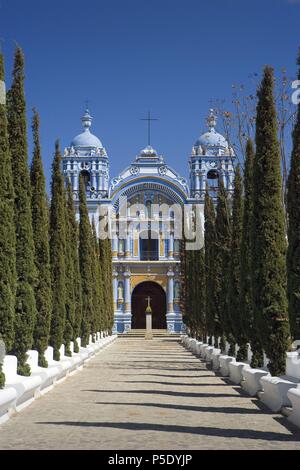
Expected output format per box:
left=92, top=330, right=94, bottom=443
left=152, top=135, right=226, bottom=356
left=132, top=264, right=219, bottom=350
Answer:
left=141, top=111, right=159, bottom=146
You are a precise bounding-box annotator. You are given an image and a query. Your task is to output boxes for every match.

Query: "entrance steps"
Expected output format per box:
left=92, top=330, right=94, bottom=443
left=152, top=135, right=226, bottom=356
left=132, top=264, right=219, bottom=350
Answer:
left=118, top=329, right=181, bottom=339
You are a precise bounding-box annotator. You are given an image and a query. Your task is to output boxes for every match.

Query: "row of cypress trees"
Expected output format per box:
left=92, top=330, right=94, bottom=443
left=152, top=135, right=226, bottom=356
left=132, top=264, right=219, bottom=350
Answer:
left=0, top=47, right=114, bottom=386
left=183, top=59, right=300, bottom=376
left=287, top=49, right=300, bottom=342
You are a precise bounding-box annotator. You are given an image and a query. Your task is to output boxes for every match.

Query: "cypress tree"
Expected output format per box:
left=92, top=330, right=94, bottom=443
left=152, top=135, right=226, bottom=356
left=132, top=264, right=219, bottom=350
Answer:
left=182, top=207, right=207, bottom=340
left=227, top=166, right=243, bottom=358
left=0, top=52, right=16, bottom=387
left=188, top=251, right=197, bottom=336
left=7, top=47, right=37, bottom=375
left=215, top=179, right=231, bottom=352
left=103, top=236, right=114, bottom=333
left=95, top=220, right=109, bottom=335
left=30, top=109, right=52, bottom=367
left=91, top=220, right=100, bottom=339
left=66, top=184, right=82, bottom=353
left=98, top=238, right=107, bottom=334
left=181, top=245, right=194, bottom=335
left=78, top=175, right=94, bottom=346
left=204, top=190, right=218, bottom=345
left=287, top=49, right=300, bottom=340
left=240, top=140, right=264, bottom=366
left=179, top=236, right=188, bottom=332
left=252, top=66, right=291, bottom=375
left=194, top=247, right=206, bottom=340
left=64, top=183, right=76, bottom=356
left=49, top=141, right=66, bottom=360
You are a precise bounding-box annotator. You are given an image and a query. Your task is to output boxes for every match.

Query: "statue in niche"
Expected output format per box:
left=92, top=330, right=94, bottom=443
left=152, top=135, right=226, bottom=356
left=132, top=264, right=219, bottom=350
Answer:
left=174, top=239, right=180, bottom=253
left=119, top=239, right=125, bottom=253
left=174, top=281, right=180, bottom=300
left=118, top=282, right=124, bottom=302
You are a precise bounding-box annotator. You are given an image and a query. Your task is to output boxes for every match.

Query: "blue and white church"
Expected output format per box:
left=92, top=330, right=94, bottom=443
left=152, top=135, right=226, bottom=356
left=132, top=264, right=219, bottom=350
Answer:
left=62, top=109, right=235, bottom=334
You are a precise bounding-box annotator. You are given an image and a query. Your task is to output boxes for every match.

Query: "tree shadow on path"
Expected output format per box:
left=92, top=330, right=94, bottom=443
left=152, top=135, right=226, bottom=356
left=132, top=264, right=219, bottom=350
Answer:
left=111, top=380, right=230, bottom=387
left=94, top=401, right=265, bottom=415
left=82, top=389, right=244, bottom=398
left=119, top=373, right=214, bottom=378
left=37, top=421, right=300, bottom=442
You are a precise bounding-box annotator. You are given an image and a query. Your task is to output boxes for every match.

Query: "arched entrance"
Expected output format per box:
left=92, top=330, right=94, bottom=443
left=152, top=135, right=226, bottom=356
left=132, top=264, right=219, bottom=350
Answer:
left=131, top=281, right=167, bottom=329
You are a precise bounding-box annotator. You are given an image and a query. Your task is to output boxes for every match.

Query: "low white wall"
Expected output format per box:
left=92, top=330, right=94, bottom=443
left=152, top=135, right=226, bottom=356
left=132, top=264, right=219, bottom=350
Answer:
left=0, top=333, right=117, bottom=426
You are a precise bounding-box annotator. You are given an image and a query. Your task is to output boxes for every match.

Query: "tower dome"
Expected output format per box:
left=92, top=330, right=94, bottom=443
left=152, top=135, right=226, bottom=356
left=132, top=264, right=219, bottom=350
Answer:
left=71, top=109, right=103, bottom=148
left=189, top=109, right=236, bottom=200
left=193, top=109, right=232, bottom=156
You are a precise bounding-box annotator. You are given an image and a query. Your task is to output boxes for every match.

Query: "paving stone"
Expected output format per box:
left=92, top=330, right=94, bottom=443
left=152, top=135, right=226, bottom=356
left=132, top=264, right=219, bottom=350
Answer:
left=0, top=338, right=299, bottom=450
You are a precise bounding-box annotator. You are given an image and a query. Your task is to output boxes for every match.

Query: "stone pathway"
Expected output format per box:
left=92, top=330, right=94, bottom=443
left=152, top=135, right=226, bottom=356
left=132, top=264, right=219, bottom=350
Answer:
left=0, top=337, right=300, bottom=450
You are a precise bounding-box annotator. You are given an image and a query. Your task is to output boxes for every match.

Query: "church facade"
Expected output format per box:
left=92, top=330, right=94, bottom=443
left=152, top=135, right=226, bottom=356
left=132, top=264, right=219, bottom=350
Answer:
left=62, top=109, right=235, bottom=334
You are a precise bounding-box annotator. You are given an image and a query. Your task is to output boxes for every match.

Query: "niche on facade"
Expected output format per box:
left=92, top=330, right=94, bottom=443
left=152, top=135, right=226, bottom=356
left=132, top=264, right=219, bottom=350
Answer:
left=174, top=281, right=181, bottom=302
left=174, top=239, right=180, bottom=254
left=118, top=238, right=125, bottom=255
left=117, top=281, right=124, bottom=304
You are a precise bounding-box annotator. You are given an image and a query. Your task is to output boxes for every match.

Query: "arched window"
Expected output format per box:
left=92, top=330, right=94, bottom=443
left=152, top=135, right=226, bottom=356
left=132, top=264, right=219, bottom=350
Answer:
left=139, top=230, right=159, bottom=261
left=207, top=169, right=219, bottom=196
left=80, top=170, right=90, bottom=190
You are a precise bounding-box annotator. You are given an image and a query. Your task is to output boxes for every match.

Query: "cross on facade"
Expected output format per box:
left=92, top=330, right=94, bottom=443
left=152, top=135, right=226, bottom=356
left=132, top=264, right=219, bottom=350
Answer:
left=141, top=111, right=158, bottom=146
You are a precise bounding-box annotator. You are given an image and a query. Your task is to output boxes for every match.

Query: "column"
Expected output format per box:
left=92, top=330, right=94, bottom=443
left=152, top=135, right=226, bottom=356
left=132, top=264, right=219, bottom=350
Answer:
left=125, top=227, right=131, bottom=258
left=167, top=268, right=174, bottom=313
left=124, top=269, right=131, bottom=313
left=195, top=169, right=200, bottom=192
left=168, top=231, right=174, bottom=259
left=73, top=162, right=79, bottom=192
left=66, top=160, right=71, bottom=173
left=104, top=162, right=109, bottom=193
left=113, top=271, right=118, bottom=311
left=97, top=165, right=102, bottom=192
left=201, top=170, right=207, bottom=192
left=112, top=235, right=118, bottom=259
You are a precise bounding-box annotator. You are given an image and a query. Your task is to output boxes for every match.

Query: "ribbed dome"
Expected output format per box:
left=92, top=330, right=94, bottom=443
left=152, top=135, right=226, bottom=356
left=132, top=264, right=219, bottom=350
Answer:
left=71, top=129, right=102, bottom=148
left=71, top=109, right=103, bottom=149
left=195, top=128, right=228, bottom=149
left=193, top=109, right=232, bottom=156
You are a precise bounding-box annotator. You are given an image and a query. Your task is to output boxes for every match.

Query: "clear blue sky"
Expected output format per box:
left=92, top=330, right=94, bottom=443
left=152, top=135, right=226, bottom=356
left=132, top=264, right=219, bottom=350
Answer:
left=0, top=0, right=299, bottom=188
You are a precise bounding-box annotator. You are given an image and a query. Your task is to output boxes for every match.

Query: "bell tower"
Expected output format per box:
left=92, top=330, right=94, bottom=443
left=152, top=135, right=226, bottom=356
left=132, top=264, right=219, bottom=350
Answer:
left=189, top=109, right=235, bottom=201
left=63, top=109, right=109, bottom=215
